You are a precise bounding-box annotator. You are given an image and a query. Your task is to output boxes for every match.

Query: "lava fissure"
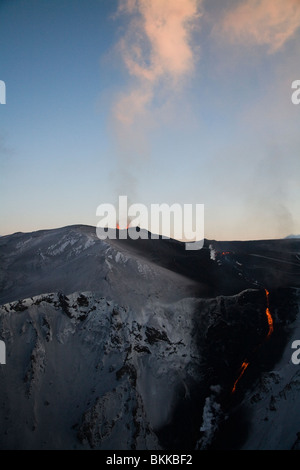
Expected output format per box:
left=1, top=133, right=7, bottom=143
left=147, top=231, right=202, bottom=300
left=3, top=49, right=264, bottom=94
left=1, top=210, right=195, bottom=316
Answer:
left=264, top=289, right=274, bottom=339
left=231, top=361, right=249, bottom=394
left=231, top=289, right=274, bottom=394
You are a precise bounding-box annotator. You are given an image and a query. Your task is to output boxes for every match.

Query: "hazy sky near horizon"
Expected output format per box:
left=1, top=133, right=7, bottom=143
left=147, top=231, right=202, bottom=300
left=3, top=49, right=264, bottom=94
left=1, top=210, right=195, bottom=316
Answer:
left=1, top=0, right=300, bottom=240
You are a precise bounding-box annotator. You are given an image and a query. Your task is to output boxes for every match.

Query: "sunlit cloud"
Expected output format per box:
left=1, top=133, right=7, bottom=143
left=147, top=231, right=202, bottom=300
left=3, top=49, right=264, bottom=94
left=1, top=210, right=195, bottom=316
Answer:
left=219, top=0, right=300, bottom=53
left=114, top=0, right=203, bottom=127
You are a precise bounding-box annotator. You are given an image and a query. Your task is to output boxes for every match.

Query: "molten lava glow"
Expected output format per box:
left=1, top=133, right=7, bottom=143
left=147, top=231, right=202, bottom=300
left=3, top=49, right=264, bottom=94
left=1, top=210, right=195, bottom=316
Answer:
left=265, top=288, right=270, bottom=303
left=266, top=308, right=274, bottom=336
left=117, top=223, right=129, bottom=230
left=221, top=251, right=230, bottom=255
left=265, top=289, right=274, bottom=338
left=232, top=361, right=249, bottom=394
left=231, top=289, right=274, bottom=394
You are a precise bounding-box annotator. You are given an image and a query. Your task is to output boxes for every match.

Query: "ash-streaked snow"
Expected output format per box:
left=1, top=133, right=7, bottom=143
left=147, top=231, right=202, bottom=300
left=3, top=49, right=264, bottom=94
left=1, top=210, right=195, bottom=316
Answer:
left=0, top=291, right=204, bottom=449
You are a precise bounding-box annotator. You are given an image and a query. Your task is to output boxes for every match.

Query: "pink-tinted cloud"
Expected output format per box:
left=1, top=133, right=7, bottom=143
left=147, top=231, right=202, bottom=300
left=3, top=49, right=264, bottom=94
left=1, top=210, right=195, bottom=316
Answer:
left=219, top=0, right=300, bottom=53
left=113, top=87, right=153, bottom=126
left=114, top=0, right=202, bottom=126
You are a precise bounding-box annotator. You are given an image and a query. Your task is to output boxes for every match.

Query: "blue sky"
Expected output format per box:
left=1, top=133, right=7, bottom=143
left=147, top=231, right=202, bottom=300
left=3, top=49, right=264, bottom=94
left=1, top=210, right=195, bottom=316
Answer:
left=1, top=0, right=300, bottom=240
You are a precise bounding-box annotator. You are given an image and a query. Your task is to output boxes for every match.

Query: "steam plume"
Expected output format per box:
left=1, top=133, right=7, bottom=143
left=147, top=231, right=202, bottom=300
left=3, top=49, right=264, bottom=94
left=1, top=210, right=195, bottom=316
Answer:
left=110, top=0, right=202, bottom=198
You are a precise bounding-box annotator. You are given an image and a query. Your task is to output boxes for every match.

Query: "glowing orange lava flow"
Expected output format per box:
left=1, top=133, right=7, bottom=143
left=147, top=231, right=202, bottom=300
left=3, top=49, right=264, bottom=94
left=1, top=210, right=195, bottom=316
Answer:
left=232, top=361, right=249, bottom=394
left=265, top=289, right=274, bottom=339
left=231, top=289, right=274, bottom=394
left=116, top=223, right=129, bottom=230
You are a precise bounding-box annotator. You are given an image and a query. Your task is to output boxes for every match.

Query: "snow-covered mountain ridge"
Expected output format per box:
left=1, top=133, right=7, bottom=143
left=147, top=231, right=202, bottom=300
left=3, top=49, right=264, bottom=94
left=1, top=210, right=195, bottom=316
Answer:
left=0, top=225, right=299, bottom=449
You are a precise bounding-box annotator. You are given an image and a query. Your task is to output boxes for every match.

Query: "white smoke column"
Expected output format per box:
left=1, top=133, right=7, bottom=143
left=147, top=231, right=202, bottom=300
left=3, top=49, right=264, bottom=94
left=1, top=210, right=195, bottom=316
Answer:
left=111, top=0, right=202, bottom=197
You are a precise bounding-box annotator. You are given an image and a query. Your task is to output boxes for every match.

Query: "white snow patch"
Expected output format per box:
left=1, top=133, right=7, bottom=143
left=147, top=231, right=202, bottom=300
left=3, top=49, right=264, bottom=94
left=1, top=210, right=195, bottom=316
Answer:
left=197, top=395, right=222, bottom=449
left=115, top=252, right=128, bottom=264
left=48, top=237, right=77, bottom=256
left=105, top=259, right=113, bottom=271
left=16, top=237, right=33, bottom=251
left=84, top=237, right=95, bottom=250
